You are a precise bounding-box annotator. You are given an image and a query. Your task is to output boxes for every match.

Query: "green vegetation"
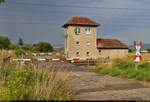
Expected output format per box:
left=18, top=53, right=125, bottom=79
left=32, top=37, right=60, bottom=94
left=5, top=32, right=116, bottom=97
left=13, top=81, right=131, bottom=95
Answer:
left=0, top=0, right=4, bottom=3
left=22, top=45, right=34, bottom=51
left=0, top=50, right=71, bottom=100
left=93, top=54, right=150, bottom=82
left=0, top=36, right=11, bottom=49
left=8, top=44, right=17, bottom=50
left=0, top=36, right=53, bottom=53
left=18, top=37, right=24, bottom=46
left=147, top=48, right=150, bottom=53
left=128, top=48, right=133, bottom=53
left=34, top=42, right=53, bottom=52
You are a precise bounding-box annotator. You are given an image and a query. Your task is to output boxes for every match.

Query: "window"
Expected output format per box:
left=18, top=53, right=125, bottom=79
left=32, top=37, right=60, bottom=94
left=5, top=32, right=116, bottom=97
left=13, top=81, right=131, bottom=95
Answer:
left=74, top=28, right=80, bottom=34
left=76, top=52, right=80, bottom=57
left=86, top=52, right=90, bottom=56
left=99, top=50, right=102, bottom=55
left=86, top=42, right=91, bottom=46
left=85, top=28, right=91, bottom=34
left=76, top=41, right=80, bottom=46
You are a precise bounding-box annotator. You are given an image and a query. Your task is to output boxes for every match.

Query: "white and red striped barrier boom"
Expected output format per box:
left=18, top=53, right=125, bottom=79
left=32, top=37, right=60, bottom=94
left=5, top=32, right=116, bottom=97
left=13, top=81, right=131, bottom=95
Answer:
left=134, top=41, right=142, bottom=70
left=32, top=52, right=64, bottom=56
left=13, top=58, right=88, bottom=61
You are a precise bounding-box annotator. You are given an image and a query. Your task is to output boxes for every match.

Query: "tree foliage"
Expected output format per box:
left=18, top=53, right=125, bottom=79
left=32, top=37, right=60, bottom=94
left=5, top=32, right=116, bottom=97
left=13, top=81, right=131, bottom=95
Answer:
left=23, top=45, right=34, bottom=51
left=128, top=48, right=133, bottom=53
left=147, top=48, right=150, bottom=53
left=34, top=42, right=53, bottom=52
left=0, top=36, right=11, bottom=49
left=0, top=0, right=4, bottom=4
left=18, top=37, right=24, bottom=46
left=8, top=44, right=17, bottom=50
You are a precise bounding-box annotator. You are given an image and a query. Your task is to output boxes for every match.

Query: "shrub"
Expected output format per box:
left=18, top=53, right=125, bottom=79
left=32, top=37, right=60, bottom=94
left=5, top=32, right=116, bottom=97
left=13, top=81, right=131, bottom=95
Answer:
left=22, top=45, right=34, bottom=51
left=0, top=50, right=72, bottom=100
left=8, top=44, right=17, bottom=50
left=18, top=37, right=24, bottom=46
left=93, top=54, right=150, bottom=82
left=138, top=61, right=150, bottom=69
left=34, top=42, right=53, bottom=52
left=0, top=36, right=11, bottom=49
left=147, top=48, right=150, bottom=53
left=3, top=70, right=35, bottom=100
left=14, top=47, right=25, bottom=57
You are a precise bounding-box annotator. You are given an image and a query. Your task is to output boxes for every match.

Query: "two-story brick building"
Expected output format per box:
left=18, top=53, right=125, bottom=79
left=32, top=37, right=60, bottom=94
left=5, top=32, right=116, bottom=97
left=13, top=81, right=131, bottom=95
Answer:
left=62, top=16, right=128, bottom=59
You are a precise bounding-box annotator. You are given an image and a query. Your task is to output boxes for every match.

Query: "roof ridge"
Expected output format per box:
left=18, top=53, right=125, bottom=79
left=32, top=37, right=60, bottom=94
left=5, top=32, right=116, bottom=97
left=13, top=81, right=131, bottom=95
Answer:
left=97, top=38, right=128, bottom=48
left=62, top=16, right=100, bottom=27
left=97, top=38, right=118, bottom=40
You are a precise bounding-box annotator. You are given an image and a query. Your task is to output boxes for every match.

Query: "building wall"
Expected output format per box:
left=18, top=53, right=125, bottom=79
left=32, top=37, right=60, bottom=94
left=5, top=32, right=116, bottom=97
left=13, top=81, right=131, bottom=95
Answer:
left=64, top=25, right=99, bottom=59
left=98, top=49, right=128, bottom=59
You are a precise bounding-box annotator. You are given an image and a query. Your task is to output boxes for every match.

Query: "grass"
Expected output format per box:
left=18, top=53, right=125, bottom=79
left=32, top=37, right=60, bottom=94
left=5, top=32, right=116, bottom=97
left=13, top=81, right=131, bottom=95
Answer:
left=0, top=50, right=72, bottom=101
left=92, top=53, right=150, bottom=82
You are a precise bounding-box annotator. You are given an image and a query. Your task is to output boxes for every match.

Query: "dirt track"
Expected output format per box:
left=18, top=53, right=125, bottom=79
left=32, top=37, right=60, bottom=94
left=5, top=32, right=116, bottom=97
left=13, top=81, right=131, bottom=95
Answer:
left=42, top=61, right=150, bottom=100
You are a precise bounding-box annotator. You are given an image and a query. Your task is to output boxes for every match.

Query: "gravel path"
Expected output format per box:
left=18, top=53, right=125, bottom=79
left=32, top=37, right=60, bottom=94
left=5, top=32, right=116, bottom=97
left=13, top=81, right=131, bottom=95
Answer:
left=39, top=61, right=150, bottom=100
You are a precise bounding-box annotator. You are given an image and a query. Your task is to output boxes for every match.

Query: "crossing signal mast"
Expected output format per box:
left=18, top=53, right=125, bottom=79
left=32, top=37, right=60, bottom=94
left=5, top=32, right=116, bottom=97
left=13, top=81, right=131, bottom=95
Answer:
left=134, top=41, right=142, bottom=70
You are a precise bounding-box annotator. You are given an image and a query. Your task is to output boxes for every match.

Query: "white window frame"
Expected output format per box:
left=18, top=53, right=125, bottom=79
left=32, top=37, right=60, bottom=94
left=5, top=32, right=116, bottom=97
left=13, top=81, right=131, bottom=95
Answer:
left=76, top=52, right=80, bottom=57
left=86, top=42, right=91, bottom=46
left=76, top=41, right=80, bottom=46
left=85, top=27, right=91, bottom=34
left=99, top=50, right=102, bottom=55
left=86, top=52, right=90, bottom=57
left=75, top=28, right=80, bottom=35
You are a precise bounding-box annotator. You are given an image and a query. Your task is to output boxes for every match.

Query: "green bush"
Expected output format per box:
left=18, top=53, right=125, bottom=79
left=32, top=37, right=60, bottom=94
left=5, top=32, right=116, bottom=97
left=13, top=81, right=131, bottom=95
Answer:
left=0, top=0, right=4, bottom=3
left=14, top=47, right=25, bottom=57
left=138, top=62, right=150, bottom=69
left=0, top=63, right=71, bottom=100
left=147, top=48, right=150, bottom=53
left=0, top=36, right=11, bottom=49
left=110, top=68, right=121, bottom=76
left=22, top=45, right=34, bottom=51
left=8, top=44, right=17, bottom=50
left=34, top=42, right=53, bottom=52
left=3, top=70, right=35, bottom=100
left=93, top=55, right=150, bottom=82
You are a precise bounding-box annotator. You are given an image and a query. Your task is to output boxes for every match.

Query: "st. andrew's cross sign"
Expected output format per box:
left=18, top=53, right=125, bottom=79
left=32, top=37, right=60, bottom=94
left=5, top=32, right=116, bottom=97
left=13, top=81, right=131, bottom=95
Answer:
left=134, top=41, right=142, bottom=62
left=134, top=41, right=142, bottom=70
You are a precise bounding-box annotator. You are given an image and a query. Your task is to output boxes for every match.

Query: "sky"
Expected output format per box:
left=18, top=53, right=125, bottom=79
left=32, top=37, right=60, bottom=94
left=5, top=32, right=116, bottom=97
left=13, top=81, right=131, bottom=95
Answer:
left=0, top=0, right=150, bottom=46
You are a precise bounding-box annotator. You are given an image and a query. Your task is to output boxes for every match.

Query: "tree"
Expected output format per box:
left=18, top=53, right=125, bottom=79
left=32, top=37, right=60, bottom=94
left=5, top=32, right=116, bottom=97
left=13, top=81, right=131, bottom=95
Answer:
left=8, top=44, right=17, bottom=50
left=147, top=48, right=150, bottom=53
left=34, top=42, right=53, bottom=52
left=0, top=0, right=4, bottom=4
left=128, top=48, right=133, bottom=53
left=23, top=44, right=34, bottom=51
left=18, top=37, right=24, bottom=46
left=0, top=36, right=11, bottom=49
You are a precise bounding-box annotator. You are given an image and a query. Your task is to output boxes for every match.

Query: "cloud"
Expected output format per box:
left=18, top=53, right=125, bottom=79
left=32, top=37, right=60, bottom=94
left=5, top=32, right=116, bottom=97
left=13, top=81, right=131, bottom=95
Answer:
left=0, top=0, right=150, bottom=45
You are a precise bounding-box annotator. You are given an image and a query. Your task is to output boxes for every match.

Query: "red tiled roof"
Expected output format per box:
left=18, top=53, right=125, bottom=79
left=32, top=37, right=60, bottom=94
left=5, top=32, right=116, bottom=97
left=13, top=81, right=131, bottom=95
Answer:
left=62, top=16, right=100, bottom=27
left=97, top=38, right=128, bottom=49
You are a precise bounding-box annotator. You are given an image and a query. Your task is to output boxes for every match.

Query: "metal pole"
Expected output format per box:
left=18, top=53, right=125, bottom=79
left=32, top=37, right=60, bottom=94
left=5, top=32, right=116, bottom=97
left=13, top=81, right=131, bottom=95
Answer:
left=135, top=62, right=138, bottom=71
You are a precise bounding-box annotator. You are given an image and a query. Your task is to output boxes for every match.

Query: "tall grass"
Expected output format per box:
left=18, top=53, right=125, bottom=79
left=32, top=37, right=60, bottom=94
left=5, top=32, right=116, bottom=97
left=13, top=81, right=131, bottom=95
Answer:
left=93, top=53, right=150, bottom=82
left=0, top=50, right=71, bottom=100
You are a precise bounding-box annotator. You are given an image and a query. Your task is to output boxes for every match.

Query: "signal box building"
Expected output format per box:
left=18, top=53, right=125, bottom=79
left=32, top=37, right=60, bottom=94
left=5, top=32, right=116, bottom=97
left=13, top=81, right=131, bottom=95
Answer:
left=62, top=16, right=128, bottom=59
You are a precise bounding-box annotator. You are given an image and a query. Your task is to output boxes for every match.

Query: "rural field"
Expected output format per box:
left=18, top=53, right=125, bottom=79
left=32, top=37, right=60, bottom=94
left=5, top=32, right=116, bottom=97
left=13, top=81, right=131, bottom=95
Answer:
left=1, top=50, right=150, bottom=100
